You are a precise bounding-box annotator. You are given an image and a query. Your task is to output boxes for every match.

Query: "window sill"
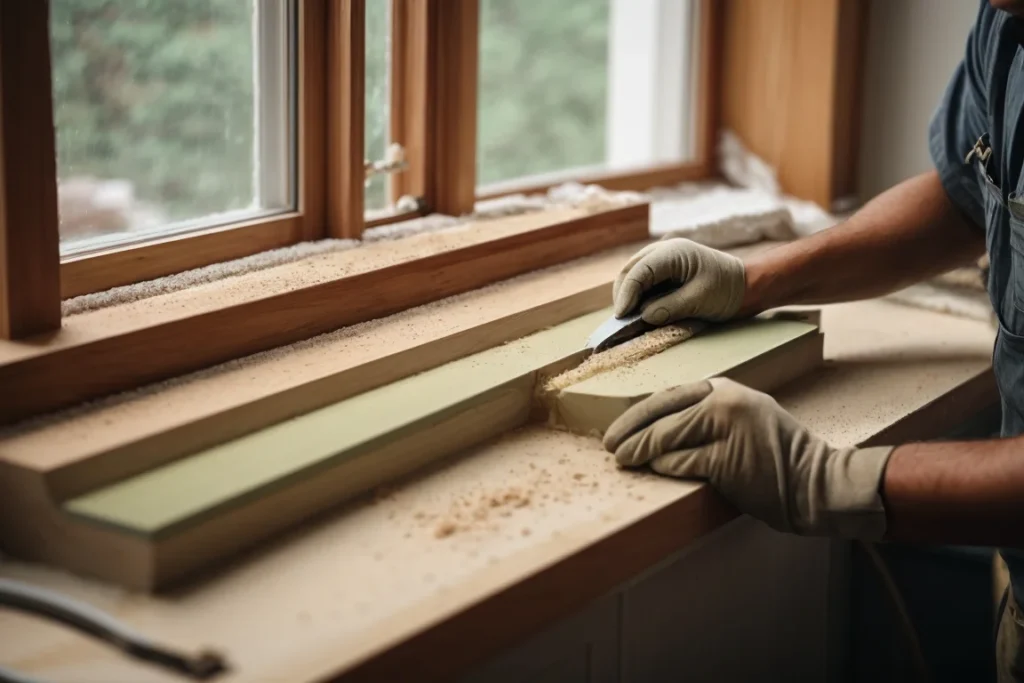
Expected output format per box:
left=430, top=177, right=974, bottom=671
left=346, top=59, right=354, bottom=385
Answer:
left=0, top=299, right=999, bottom=682
left=0, top=202, right=648, bottom=426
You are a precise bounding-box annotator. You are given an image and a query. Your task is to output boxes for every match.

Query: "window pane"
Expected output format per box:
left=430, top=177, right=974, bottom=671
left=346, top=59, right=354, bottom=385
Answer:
left=51, top=0, right=294, bottom=253
left=477, top=0, right=697, bottom=189
left=477, top=0, right=610, bottom=187
left=365, top=0, right=391, bottom=214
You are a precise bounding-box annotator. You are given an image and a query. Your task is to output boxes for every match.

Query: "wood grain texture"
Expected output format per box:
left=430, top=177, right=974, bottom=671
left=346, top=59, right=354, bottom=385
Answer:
left=695, top=0, right=723, bottom=173
left=327, top=0, right=366, bottom=238
left=432, top=0, right=479, bottom=216
left=60, top=0, right=331, bottom=296
left=0, top=0, right=62, bottom=338
left=390, top=0, right=432, bottom=206
left=391, top=0, right=479, bottom=216
left=58, top=313, right=604, bottom=588
left=60, top=216, right=305, bottom=299
left=721, top=0, right=868, bottom=208
left=300, top=0, right=329, bottom=239
left=0, top=204, right=648, bottom=424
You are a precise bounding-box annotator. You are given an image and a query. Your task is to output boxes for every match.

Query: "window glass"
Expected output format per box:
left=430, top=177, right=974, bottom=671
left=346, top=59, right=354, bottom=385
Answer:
left=477, top=0, right=696, bottom=190
left=365, top=0, right=391, bottom=214
left=51, top=0, right=294, bottom=253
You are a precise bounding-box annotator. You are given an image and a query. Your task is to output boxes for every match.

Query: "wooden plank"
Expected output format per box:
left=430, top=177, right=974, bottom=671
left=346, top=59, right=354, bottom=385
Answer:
left=60, top=216, right=304, bottom=299
left=553, top=317, right=823, bottom=434
left=1, top=240, right=640, bottom=507
left=0, top=0, right=61, bottom=338
left=61, top=312, right=604, bottom=589
left=0, top=204, right=649, bottom=425
left=0, top=300, right=1000, bottom=681
left=721, top=0, right=867, bottom=208
left=327, top=0, right=366, bottom=238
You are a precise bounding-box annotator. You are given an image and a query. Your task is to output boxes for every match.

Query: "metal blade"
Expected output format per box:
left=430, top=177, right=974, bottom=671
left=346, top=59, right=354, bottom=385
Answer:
left=584, top=311, right=655, bottom=353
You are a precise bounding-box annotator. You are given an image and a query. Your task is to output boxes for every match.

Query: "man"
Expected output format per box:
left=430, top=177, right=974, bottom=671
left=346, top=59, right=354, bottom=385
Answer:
left=605, top=1, right=1024, bottom=678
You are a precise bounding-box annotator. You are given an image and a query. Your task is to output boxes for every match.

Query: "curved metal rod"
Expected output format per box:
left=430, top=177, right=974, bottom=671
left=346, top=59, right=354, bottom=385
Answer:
left=0, top=579, right=227, bottom=680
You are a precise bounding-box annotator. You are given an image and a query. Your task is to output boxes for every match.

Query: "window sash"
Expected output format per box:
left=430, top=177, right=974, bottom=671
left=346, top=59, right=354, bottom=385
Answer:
left=1, top=0, right=719, bottom=338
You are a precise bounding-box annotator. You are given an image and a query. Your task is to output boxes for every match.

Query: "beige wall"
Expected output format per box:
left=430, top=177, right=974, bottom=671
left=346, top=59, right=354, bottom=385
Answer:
left=858, top=0, right=979, bottom=201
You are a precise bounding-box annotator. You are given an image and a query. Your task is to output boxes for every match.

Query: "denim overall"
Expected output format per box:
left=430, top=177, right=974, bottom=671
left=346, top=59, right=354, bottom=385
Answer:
left=930, top=3, right=1024, bottom=678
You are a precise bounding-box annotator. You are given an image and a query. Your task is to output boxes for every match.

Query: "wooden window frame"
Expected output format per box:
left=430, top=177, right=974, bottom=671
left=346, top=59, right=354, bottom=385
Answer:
left=0, top=0, right=719, bottom=371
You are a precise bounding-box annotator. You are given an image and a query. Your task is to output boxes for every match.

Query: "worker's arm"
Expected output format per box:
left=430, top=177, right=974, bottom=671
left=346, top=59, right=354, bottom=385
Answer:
left=605, top=379, right=1024, bottom=548
left=739, top=169, right=986, bottom=315
left=884, top=439, right=1024, bottom=548
left=613, top=170, right=986, bottom=322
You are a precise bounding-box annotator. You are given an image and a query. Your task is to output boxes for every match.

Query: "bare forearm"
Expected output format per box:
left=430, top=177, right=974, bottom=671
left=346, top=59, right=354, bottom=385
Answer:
left=882, top=437, right=1024, bottom=548
left=739, top=171, right=986, bottom=315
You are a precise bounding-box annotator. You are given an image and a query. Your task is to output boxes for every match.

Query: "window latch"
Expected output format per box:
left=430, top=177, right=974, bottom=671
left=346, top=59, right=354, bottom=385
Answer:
left=365, top=143, right=408, bottom=186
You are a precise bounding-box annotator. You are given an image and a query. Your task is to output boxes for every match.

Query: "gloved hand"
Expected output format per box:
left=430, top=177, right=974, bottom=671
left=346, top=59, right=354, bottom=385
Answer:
left=604, top=378, right=894, bottom=539
left=612, top=238, right=746, bottom=325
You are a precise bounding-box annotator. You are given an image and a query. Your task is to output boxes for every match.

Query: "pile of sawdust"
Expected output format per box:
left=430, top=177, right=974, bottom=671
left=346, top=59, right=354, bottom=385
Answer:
left=431, top=486, right=535, bottom=538
left=541, top=320, right=706, bottom=396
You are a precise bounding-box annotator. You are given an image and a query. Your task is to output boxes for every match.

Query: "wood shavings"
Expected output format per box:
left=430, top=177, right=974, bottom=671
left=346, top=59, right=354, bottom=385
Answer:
left=541, top=320, right=706, bottom=396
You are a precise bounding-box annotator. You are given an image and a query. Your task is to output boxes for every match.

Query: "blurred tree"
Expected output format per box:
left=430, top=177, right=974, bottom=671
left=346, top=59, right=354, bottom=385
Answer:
left=50, top=0, right=255, bottom=233
left=49, top=0, right=610, bottom=235
left=477, top=0, right=609, bottom=187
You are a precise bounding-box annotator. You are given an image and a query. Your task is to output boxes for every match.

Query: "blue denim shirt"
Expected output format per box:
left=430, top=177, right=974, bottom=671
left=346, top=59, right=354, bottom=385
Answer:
left=930, top=1, right=1024, bottom=599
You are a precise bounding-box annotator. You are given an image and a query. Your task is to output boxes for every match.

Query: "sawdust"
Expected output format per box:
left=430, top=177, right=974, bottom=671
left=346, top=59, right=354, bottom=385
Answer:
left=540, top=320, right=707, bottom=396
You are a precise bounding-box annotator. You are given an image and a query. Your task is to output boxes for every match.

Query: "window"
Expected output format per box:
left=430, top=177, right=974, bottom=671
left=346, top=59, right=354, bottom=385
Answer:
left=0, top=0, right=718, bottom=340
left=365, top=0, right=392, bottom=215
left=50, top=0, right=295, bottom=254
left=477, top=0, right=700, bottom=192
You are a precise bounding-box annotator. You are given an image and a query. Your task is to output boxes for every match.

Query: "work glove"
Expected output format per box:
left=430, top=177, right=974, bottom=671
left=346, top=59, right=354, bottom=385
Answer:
left=612, top=238, right=746, bottom=325
left=604, top=378, right=894, bottom=539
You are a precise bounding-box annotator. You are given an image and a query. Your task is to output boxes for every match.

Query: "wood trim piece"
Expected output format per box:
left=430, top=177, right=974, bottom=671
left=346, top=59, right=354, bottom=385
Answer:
left=60, top=0, right=330, bottom=297
left=390, top=0, right=431, bottom=206
left=300, top=0, right=329, bottom=239
left=327, top=0, right=366, bottom=239
left=478, top=162, right=710, bottom=201
left=391, top=0, right=479, bottom=216
left=695, top=0, right=723, bottom=173
left=60, top=215, right=305, bottom=299
left=0, top=0, right=62, bottom=338
left=432, top=0, right=479, bottom=216
left=364, top=208, right=425, bottom=230
left=0, top=204, right=648, bottom=425
left=553, top=318, right=822, bottom=434
left=58, top=312, right=606, bottom=588
left=721, top=0, right=869, bottom=208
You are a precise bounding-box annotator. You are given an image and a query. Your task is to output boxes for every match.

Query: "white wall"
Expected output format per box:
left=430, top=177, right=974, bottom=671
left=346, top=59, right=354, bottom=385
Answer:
left=858, top=0, right=979, bottom=201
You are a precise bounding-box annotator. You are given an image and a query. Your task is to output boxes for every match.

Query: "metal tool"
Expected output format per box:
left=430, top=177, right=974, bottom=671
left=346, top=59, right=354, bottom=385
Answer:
left=585, top=281, right=682, bottom=353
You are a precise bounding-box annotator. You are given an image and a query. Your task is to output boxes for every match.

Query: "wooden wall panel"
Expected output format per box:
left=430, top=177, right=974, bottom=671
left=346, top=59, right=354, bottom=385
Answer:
left=0, top=0, right=62, bottom=338
left=721, top=0, right=869, bottom=209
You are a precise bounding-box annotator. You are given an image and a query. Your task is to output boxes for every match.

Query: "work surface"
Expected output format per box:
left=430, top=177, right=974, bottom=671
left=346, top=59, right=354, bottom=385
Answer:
left=0, top=299, right=998, bottom=683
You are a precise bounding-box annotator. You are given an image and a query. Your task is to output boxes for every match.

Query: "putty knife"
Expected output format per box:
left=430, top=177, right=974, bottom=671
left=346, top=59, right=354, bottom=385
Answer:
left=585, top=281, right=681, bottom=353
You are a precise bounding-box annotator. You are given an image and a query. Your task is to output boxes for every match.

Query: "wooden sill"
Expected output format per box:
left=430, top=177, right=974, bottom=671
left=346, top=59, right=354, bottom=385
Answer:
left=0, top=300, right=1000, bottom=683
left=0, top=203, right=648, bottom=426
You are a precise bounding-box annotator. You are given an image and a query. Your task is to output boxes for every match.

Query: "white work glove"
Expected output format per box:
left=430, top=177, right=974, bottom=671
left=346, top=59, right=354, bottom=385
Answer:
left=604, top=378, right=894, bottom=539
left=612, top=238, right=746, bottom=325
